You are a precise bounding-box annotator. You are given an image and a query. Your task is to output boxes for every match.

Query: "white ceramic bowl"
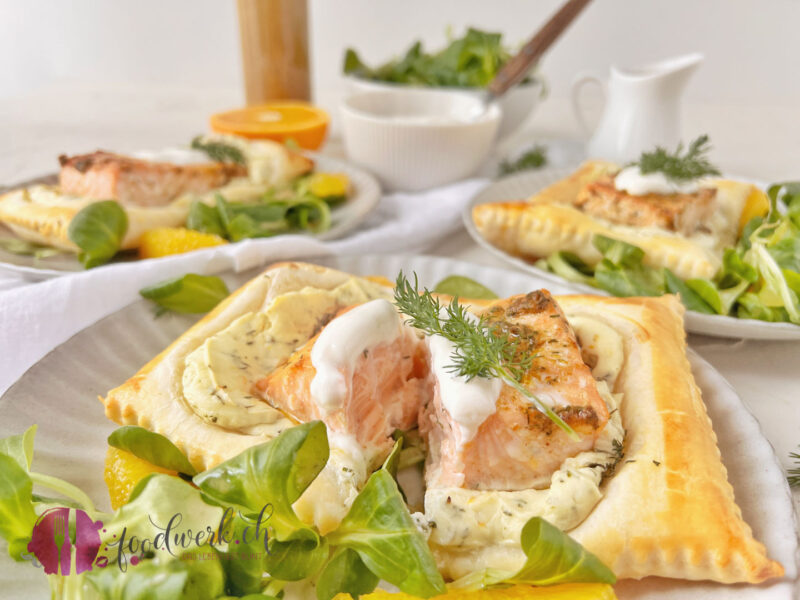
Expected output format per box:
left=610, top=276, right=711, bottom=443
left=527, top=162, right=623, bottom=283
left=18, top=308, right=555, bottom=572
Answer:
left=340, top=89, right=501, bottom=192
left=345, top=75, right=544, bottom=138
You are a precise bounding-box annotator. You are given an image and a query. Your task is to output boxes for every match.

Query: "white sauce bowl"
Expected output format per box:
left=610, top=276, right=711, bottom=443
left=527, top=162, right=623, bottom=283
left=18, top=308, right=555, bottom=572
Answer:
left=340, top=89, right=501, bottom=192
left=345, top=76, right=544, bottom=139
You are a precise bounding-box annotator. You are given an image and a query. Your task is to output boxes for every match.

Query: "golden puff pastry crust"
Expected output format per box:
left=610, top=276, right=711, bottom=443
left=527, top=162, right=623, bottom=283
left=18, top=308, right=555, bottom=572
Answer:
left=472, top=201, right=720, bottom=280
left=472, top=160, right=761, bottom=281
left=556, top=294, right=781, bottom=583
left=0, top=186, right=193, bottom=251
left=101, top=262, right=391, bottom=471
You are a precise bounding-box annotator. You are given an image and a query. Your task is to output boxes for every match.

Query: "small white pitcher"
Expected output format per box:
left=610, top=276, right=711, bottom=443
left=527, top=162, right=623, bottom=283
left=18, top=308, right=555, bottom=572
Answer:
left=572, top=53, right=703, bottom=162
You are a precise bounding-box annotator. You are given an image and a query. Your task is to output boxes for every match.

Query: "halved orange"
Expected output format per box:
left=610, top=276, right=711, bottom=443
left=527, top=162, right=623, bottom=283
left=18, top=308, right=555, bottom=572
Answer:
left=210, top=102, right=329, bottom=149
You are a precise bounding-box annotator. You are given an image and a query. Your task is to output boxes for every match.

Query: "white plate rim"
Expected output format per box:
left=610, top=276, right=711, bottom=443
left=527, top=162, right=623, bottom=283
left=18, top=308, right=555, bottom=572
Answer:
left=0, top=252, right=796, bottom=599
left=0, top=152, right=381, bottom=280
left=462, top=168, right=800, bottom=340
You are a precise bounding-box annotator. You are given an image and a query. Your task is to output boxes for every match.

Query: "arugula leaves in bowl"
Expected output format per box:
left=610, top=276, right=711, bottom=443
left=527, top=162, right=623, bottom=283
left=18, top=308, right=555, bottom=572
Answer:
left=343, top=28, right=538, bottom=89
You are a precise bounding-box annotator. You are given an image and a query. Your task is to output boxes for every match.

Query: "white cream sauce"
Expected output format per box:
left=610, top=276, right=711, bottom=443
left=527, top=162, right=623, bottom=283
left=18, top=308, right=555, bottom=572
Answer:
left=428, top=334, right=503, bottom=449
left=614, top=165, right=701, bottom=196
left=309, top=299, right=405, bottom=415
left=131, top=147, right=212, bottom=165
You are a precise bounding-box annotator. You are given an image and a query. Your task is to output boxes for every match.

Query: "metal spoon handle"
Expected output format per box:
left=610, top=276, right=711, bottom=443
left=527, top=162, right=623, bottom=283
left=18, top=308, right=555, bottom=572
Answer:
left=488, top=0, right=593, bottom=99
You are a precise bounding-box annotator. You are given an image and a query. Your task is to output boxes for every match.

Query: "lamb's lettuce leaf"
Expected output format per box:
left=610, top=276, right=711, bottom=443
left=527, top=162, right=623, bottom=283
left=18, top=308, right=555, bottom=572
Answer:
left=433, top=275, right=498, bottom=300
left=86, top=548, right=226, bottom=600
left=451, top=517, right=615, bottom=589
left=139, top=274, right=229, bottom=315
left=0, top=424, right=36, bottom=471
left=316, top=547, right=379, bottom=600
left=664, top=270, right=715, bottom=314
left=194, top=421, right=327, bottom=542
left=0, top=453, right=38, bottom=561
left=327, top=468, right=446, bottom=598
left=107, top=426, right=196, bottom=476
left=67, top=200, right=128, bottom=268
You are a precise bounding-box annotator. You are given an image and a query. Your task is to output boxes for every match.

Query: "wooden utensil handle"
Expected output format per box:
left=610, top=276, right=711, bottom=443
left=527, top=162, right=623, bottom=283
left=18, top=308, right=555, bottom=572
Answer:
left=488, top=0, right=593, bottom=98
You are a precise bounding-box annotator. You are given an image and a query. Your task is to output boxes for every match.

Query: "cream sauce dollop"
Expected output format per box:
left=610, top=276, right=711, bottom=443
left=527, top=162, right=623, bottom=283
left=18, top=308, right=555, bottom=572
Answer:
left=614, top=165, right=700, bottom=196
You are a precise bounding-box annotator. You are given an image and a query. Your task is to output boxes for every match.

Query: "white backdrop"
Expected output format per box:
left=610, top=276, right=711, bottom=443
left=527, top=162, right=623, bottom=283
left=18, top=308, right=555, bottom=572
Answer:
left=2, top=0, right=799, bottom=105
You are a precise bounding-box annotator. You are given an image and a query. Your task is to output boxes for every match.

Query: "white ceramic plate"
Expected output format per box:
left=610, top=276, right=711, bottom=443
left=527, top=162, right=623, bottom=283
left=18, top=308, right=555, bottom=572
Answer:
left=0, top=254, right=796, bottom=599
left=462, top=169, right=800, bottom=340
left=0, top=153, right=381, bottom=281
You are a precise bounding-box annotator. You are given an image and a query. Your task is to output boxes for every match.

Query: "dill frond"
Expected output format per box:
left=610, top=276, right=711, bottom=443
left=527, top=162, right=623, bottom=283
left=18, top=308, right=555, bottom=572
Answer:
left=191, top=136, right=246, bottom=165
left=394, top=272, right=577, bottom=440
left=789, top=448, right=800, bottom=488
left=633, top=134, right=721, bottom=182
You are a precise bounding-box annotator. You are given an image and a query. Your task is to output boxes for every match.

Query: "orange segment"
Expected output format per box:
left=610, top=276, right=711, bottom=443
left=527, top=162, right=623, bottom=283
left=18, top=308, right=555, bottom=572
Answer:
left=334, top=583, right=617, bottom=600
left=104, top=447, right=176, bottom=510
left=210, top=102, right=330, bottom=149
left=138, top=227, right=227, bottom=259
left=738, top=186, right=770, bottom=235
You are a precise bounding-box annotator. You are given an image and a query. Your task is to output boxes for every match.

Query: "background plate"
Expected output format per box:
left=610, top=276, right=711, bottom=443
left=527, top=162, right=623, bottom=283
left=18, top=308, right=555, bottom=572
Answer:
left=0, top=254, right=796, bottom=598
left=0, top=153, right=381, bottom=280
left=462, top=169, right=800, bottom=340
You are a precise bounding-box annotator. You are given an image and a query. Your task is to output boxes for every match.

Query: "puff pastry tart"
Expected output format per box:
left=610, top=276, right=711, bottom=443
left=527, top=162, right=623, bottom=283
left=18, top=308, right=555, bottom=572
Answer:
left=472, top=161, right=766, bottom=280
left=101, top=262, right=783, bottom=584
left=0, top=138, right=312, bottom=251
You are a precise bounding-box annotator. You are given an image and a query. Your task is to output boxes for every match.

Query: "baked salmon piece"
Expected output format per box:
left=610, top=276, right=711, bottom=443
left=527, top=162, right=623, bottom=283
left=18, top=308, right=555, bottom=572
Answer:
left=254, top=299, right=431, bottom=467
left=421, top=290, right=609, bottom=491
left=573, top=175, right=717, bottom=234
left=58, top=151, right=247, bottom=207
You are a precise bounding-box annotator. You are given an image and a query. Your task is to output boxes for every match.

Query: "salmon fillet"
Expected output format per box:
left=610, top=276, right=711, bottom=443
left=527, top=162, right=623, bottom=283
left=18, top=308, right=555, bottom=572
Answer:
left=254, top=302, right=431, bottom=466
left=421, top=290, right=609, bottom=491
left=573, top=175, right=717, bottom=234
left=58, top=151, right=247, bottom=207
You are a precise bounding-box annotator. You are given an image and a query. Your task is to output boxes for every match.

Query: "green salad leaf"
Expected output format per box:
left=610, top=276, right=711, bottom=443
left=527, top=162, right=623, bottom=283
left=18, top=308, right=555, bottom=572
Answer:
left=316, top=547, right=380, bottom=600
left=218, top=515, right=266, bottom=596
left=327, top=468, right=446, bottom=598
left=508, top=517, right=616, bottom=585
left=451, top=517, right=615, bottom=590
left=789, top=447, right=800, bottom=488
left=67, top=200, right=128, bottom=268
left=107, top=426, right=197, bottom=476
left=87, top=548, right=226, bottom=600
left=139, top=273, right=229, bottom=314
left=188, top=191, right=333, bottom=242
left=433, top=275, right=499, bottom=299
left=344, top=28, right=534, bottom=88
left=664, top=270, right=715, bottom=314
left=0, top=424, right=36, bottom=471
left=0, top=453, right=38, bottom=561
left=186, top=201, right=227, bottom=237
left=194, top=421, right=328, bottom=542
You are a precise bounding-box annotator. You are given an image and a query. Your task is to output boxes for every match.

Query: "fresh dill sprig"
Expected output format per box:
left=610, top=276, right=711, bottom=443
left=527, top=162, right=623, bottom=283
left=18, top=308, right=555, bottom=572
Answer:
left=191, top=136, right=246, bottom=165
left=499, top=145, right=547, bottom=176
left=393, top=272, right=578, bottom=440
left=789, top=448, right=800, bottom=488
left=632, top=134, right=721, bottom=182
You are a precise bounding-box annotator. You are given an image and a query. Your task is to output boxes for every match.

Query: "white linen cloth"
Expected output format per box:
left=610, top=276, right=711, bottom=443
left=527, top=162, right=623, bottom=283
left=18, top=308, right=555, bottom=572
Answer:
left=0, top=178, right=487, bottom=394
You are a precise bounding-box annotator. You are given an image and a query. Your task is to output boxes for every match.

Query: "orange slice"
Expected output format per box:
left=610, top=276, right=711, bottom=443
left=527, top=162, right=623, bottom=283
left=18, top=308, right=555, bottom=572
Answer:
left=104, top=447, right=176, bottom=510
left=138, top=227, right=227, bottom=259
left=210, top=102, right=329, bottom=149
